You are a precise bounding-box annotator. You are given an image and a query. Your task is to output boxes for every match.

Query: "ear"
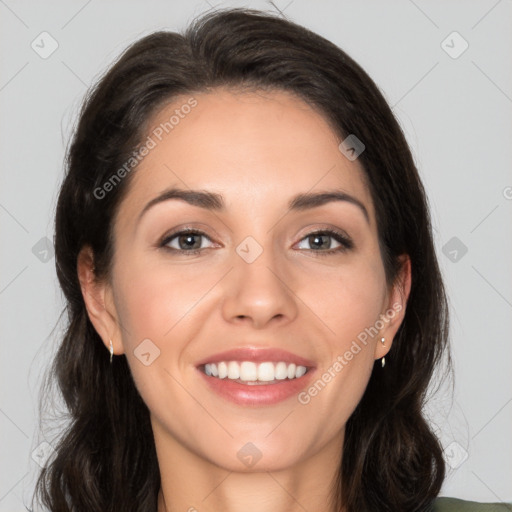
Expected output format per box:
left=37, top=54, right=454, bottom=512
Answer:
left=77, top=245, right=125, bottom=356
left=374, top=254, right=412, bottom=360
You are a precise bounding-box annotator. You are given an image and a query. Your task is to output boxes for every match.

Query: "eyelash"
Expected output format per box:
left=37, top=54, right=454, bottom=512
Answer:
left=159, top=227, right=354, bottom=257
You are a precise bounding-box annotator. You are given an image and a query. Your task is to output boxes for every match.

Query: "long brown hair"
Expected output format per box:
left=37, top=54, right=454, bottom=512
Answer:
left=34, top=8, right=450, bottom=511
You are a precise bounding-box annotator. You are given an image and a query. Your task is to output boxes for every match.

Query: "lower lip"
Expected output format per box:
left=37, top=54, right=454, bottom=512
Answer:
left=197, top=367, right=316, bottom=406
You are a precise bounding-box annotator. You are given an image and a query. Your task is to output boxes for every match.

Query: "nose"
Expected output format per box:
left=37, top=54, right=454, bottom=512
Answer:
left=221, top=238, right=299, bottom=329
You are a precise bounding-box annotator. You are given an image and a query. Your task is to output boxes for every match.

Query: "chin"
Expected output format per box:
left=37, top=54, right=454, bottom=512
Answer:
left=201, top=432, right=315, bottom=473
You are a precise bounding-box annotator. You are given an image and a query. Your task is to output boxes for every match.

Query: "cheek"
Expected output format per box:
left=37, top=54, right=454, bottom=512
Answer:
left=110, top=259, right=207, bottom=414
left=299, top=256, right=387, bottom=349
left=112, top=257, right=219, bottom=346
left=110, top=256, right=229, bottom=401
left=290, top=254, right=386, bottom=415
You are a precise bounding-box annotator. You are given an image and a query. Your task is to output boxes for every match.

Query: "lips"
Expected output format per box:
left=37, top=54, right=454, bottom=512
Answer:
left=195, top=347, right=316, bottom=406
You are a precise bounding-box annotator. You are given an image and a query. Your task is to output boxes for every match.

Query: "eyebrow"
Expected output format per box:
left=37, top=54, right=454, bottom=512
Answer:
left=137, top=187, right=370, bottom=224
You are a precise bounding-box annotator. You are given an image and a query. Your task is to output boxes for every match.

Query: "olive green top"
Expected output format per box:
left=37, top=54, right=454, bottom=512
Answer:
left=434, top=498, right=512, bottom=511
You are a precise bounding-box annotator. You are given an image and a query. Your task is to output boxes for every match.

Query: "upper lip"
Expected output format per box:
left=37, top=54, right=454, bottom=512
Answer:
left=196, top=347, right=316, bottom=368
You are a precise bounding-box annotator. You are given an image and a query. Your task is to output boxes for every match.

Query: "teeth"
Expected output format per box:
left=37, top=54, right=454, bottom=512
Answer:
left=258, top=362, right=275, bottom=381
left=240, top=361, right=257, bottom=381
left=275, top=362, right=288, bottom=380
left=203, top=361, right=308, bottom=382
left=218, top=361, right=227, bottom=379
left=295, top=365, right=307, bottom=378
left=227, top=361, right=239, bottom=379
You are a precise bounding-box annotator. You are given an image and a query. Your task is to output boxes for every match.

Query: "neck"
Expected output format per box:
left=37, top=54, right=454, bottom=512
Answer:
left=153, top=419, right=344, bottom=512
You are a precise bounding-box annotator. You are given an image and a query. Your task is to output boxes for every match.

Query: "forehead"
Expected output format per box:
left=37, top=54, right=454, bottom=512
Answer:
left=115, top=88, right=375, bottom=231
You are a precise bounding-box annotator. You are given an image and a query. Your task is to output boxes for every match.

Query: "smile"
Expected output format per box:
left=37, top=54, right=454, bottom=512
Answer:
left=196, top=347, right=316, bottom=405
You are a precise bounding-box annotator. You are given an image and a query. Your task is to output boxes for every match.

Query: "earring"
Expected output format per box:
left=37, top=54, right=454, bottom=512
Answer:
left=109, top=339, right=114, bottom=363
left=380, top=337, right=386, bottom=368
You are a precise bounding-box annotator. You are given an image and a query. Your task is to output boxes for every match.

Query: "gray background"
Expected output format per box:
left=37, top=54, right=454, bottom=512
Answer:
left=1, top=0, right=511, bottom=509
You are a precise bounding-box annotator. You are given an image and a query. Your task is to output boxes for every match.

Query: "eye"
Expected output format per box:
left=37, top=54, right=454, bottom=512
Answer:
left=160, top=229, right=216, bottom=254
left=295, top=229, right=353, bottom=256
left=159, top=227, right=353, bottom=256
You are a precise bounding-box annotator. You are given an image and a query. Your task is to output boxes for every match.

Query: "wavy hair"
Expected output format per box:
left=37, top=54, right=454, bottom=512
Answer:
left=34, top=7, right=450, bottom=512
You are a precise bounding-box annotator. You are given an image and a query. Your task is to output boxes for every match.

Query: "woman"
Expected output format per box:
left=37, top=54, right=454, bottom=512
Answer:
left=33, top=7, right=511, bottom=512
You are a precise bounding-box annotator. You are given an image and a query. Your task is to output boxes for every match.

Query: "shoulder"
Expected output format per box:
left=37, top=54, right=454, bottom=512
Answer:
left=434, top=498, right=512, bottom=511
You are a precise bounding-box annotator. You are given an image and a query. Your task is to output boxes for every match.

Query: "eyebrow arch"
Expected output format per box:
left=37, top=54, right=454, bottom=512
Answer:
left=289, top=191, right=369, bottom=223
left=137, top=187, right=369, bottom=224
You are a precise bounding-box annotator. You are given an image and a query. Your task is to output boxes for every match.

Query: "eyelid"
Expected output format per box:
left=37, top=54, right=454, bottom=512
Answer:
left=295, top=223, right=353, bottom=244
left=159, top=222, right=221, bottom=242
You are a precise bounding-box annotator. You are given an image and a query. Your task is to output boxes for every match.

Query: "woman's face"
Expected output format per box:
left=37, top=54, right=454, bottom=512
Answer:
left=82, top=88, right=409, bottom=472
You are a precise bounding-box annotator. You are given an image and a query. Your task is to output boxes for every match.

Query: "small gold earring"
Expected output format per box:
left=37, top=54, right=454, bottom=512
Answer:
left=381, top=337, right=386, bottom=367
left=109, top=339, right=114, bottom=363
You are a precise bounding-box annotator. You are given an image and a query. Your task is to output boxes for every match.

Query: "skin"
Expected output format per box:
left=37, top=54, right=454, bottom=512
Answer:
left=78, top=88, right=411, bottom=512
